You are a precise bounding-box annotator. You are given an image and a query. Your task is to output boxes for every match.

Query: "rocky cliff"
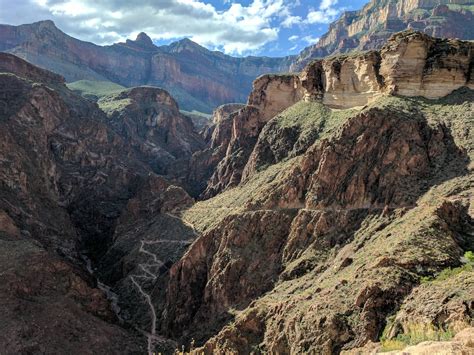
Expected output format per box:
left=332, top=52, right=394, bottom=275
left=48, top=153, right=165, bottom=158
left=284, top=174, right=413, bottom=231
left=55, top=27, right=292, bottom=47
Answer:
left=300, top=31, right=474, bottom=108
left=196, top=31, right=473, bottom=198
left=292, top=0, right=474, bottom=71
left=98, top=86, right=205, bottom=174
left=200, top=74, right=303, bottom=198
left=0, top=20, right=292, bottom=112
left=0, top=52, right=200, bottom=353
left=160, top=31, right=474, bottom=354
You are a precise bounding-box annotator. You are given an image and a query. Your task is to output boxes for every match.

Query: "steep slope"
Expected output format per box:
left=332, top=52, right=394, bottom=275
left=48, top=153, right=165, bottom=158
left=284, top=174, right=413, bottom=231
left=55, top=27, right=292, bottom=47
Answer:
left=158, top=32, right=474, bottom=353
left=98, top=86, right=205, bottom=175
left=0, top=52, right=200, bottom=353
left=196, top=31, right=474, bottom=198
left=166, top=90, right=474, bottom=355
left=0, top=20, right=292, bottom=112
left=291, top=0, right=474, bottom=71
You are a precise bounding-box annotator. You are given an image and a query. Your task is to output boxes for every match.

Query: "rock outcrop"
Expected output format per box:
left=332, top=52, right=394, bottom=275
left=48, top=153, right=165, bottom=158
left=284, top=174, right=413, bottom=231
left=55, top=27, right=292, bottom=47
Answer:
left=343, top=327, right=474, bottom=354
left=98, top=86, right=205, bottom=174
left=201, top=74, right=303, bottom=197
left=299, top=31, right=474, bottom=109
left=186, top=103, right=245, bottom=197
left=292, top=0, right=474, bottom=71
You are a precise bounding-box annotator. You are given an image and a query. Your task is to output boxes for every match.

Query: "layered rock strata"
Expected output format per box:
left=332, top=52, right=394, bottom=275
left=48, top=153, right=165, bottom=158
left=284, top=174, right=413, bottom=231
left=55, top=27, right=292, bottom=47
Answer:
left=200, top=31, right=474, bottom=198
left=292, top=0, right=474, bottom=71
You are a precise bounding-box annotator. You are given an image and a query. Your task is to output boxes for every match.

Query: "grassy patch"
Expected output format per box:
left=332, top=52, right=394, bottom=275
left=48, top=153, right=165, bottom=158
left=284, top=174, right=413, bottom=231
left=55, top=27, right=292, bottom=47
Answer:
left=380, top=323, right=455, bottom=352
left=183, top=158, right=298, bottom=233
left=274, top=100, right=356, bottom=137
left=446, top=3, right=474, bottom=12
left=97, top=96, right=132, bottom=115
left=67, top=80, right=125, bottom=100
left=420, top=251, right=474, bottom=283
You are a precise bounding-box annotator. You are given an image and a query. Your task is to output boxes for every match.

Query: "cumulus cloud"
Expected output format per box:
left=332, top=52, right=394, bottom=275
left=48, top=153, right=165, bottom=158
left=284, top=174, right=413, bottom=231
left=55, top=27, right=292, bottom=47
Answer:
left=302, top=35, right=320, bottom=44
left=305, top=0, right=340, bottom=24
left=281, top=15, right=301, bottom=28
left=0, top=0, right=292, bottom=55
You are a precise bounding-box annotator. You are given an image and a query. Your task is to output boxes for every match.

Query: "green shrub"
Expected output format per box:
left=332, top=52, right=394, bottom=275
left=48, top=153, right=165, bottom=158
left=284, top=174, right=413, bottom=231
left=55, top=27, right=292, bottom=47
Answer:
left=419, top=250, right=474, bottom=283
left=464, top=251, right=474, bottom=263
left=380, top=323, right=454, bottom=352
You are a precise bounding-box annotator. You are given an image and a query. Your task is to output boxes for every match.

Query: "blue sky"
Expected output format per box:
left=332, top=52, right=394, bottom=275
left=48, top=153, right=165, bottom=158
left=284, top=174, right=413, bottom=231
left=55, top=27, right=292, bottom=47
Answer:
left=0, top=0, right=369, bottom=57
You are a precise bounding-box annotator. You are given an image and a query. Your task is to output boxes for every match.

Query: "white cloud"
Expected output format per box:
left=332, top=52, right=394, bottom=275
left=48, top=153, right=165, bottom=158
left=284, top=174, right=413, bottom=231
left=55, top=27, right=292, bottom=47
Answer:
left=281, top=15, right=301, bottom=28
left=302, top=35, right=320, bottom=44
left=319, top=0, right=337, bottom=11
left=305, top=0, right=340, bottom=24
left=2, top=0, right=291, bottom=55
left=288, top=35, right=299, bottom=41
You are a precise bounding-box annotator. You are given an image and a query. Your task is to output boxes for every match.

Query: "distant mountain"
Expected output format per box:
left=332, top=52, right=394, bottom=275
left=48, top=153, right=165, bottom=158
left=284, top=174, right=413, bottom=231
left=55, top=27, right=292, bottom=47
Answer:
left=0, top=20, right=293, bottom=112
left=291, top=0, right=474, bottom=70
left=2, top=0, right=473, bottom=112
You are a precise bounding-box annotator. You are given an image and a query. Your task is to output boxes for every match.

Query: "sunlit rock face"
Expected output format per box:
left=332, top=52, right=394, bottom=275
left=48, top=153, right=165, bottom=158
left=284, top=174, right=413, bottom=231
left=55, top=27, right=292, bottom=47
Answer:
left=298, top=31, right=474, bottom=109
left=291, top=0, right=474, bottom=71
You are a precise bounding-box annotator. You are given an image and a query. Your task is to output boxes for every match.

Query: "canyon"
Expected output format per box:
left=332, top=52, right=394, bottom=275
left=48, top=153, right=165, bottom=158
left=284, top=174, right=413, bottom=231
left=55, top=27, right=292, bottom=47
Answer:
left=0, top=27, right=473, bottom=354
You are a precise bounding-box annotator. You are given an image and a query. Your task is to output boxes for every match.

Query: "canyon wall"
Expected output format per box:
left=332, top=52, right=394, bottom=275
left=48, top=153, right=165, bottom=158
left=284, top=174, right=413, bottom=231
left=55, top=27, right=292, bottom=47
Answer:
left=0, top=21, right=292, bottom=112
left=260, top=31, right=474, bottom=111
left=196, top=31, right=473, bottom=198
left=292, top=0, right=474, bottom=71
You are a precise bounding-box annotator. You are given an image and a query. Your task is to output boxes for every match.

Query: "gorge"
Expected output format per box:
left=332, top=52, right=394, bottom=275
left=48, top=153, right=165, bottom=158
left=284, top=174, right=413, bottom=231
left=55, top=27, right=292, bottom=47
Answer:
left=0, top=26, right=473, bottom=353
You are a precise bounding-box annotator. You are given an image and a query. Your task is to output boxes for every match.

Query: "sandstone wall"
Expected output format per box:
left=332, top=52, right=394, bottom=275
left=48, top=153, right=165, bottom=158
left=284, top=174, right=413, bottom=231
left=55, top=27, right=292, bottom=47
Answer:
left=299, top=31, right=474, bottom=109
left=291, top=0, right=474, bottom=71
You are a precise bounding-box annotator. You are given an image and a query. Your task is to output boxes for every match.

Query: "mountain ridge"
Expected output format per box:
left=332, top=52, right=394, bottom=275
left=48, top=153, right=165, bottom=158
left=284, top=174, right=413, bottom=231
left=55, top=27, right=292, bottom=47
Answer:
left=1, top=0, right=473, bottom=112
left=0, top=20, right=293, bottom=112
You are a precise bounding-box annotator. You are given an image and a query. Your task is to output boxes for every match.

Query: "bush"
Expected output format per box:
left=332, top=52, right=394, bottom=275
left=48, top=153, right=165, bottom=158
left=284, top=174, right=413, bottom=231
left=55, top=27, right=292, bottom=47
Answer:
left=420, top=250, right=474, bottom=283
left=380, top=323, right=454, bottom=352
left=464, top=251, right=474, bottom=263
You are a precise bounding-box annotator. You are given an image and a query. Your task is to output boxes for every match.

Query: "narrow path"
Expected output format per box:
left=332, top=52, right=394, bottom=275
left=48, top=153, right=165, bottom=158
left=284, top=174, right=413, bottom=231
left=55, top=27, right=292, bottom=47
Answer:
left=130, top=275, right=157, bottom=355
left=130, top=239, right=173, bottom=354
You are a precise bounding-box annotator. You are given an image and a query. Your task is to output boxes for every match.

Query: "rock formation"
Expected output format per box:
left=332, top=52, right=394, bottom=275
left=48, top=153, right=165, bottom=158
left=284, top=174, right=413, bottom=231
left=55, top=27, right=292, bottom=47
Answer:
left=302, top=31, right=474, bottom=108
left=186, top=103, right=245, bottom=197
left=0, top=52, right=199, bottom=353
left=197, top=31, right=473, bottom=198
left=201, top=74, right=303, bottom=197
left=159, top=31, right=474, bottom=354
left=292, top=0, right=474, bottom=71
left=98, top=86, right=205, bottom=174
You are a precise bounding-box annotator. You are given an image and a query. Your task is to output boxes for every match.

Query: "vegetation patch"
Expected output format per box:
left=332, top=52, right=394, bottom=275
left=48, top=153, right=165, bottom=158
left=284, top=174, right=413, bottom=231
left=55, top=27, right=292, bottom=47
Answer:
left=98, top=96, right=132, bottom=115
left=67, top=80, right=125, bottom=101
left=420, top=251, right=474, bottom=283
left=380, top=323, right=455, bottom=352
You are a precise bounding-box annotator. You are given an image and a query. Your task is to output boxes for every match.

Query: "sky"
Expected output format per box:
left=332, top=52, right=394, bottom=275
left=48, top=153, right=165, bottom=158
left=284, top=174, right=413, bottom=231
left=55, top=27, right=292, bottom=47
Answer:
left=0, top=0, right=369, bottom=57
